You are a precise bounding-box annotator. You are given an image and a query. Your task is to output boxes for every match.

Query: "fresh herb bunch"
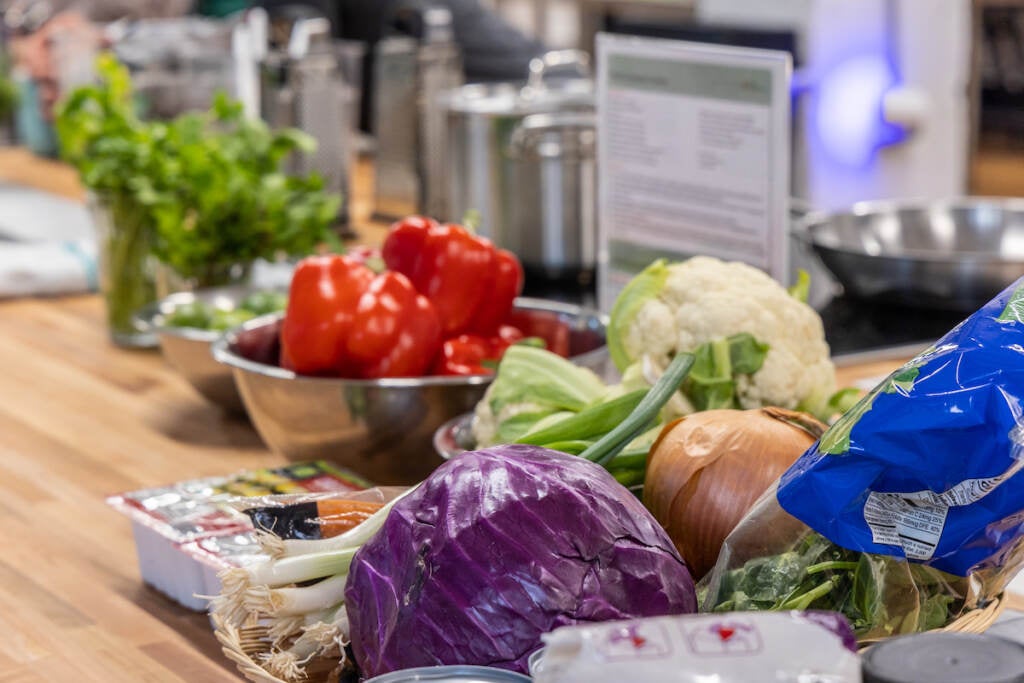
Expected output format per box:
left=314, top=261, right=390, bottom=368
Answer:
left=56, top=54, right=341, bottom=286
left=707, top=532, right=966, bottom=638
left=0, top=53, right=19, bottom=123
left=147, top=94, right=341, bottom=283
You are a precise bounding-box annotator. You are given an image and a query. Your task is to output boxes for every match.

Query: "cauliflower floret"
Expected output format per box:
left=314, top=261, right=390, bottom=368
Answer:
left=617, top=256, right=835, bottom=416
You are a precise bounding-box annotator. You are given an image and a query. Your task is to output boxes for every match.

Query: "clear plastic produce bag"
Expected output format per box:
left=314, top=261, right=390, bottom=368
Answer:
left=701, top=277, right=1024, bottom=640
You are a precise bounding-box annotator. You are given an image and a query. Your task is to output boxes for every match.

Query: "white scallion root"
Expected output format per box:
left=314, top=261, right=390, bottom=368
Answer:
left=255, top=529, right=287, bottom=558
left=210, top=567, right=258, bottom=627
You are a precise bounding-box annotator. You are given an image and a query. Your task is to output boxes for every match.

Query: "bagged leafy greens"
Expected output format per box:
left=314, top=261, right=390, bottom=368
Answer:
left=702, top=278, right=1024, bottom=640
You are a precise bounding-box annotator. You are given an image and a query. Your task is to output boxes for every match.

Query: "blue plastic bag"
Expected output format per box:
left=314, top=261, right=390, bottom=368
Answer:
left=778, top=278, right=1024, bottom=577
left=702, top=278, right=1024, bottom=639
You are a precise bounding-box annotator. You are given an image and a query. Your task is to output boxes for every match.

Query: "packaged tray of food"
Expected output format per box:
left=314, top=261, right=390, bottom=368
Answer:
left=108, top=461, right=370, bottom=610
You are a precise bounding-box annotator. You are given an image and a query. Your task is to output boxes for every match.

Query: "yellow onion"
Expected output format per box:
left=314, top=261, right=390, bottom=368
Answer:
left=643, top=407, right=826, bottom=580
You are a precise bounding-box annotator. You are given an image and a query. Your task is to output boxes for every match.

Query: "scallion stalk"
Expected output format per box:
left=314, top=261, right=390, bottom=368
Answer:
left=581, top=352, right=695, bottom=466
left=244, top=573, right=348, bottom=618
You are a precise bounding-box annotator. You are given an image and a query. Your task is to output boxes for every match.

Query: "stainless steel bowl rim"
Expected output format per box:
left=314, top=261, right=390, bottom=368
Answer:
left=134, top=284, right=285, bottom=342
left=212, top=296, right=609, bottom=388
left=793, top=196, right=1024, bottom=262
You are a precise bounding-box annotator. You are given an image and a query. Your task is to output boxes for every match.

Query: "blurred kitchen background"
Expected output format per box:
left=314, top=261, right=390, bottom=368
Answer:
left=3, top=0, right=1024, bottom=360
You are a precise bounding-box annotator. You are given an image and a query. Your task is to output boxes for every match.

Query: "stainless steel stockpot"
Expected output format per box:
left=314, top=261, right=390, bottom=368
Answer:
left=438, top=50, right=596, bottom=278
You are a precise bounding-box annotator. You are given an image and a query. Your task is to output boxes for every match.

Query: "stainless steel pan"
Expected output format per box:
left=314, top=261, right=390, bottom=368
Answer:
left=793, top=198, right=1024, bottom=311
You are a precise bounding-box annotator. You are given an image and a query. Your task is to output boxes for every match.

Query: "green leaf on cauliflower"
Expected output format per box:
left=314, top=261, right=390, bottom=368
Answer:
left=607, top=259, right=670, bottom=371
left=684, top=333, right=769, bottom=411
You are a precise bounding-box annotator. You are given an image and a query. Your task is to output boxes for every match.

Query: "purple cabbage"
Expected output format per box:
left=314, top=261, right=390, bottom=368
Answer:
left=793, top=611, right=859, bottom=653
left=345, top=445, right=696, bottom=678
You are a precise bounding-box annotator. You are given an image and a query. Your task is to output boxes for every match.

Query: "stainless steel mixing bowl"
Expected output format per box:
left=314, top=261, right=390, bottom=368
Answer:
left=793, top=198, right=1024, bottom=311
left=212, top=298, right=609, bottom=484
left=135, top=285, right=283, bottom=414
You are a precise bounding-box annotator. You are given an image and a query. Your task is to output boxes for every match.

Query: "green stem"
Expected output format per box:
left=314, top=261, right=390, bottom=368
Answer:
left=581, top=352, right=695, bottom=467
left=778, top=576, right=840, bottom=610
left=806, top=560, right=860, bottom=575
left=101, top=194, right=156, bottom=339
left=606, top=451, right=648, bottom=470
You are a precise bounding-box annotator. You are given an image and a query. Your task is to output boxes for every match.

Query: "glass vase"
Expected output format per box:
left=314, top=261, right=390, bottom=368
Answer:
left=88, top=192, right=159, bottom=348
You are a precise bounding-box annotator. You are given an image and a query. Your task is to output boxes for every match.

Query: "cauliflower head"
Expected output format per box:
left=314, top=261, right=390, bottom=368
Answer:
left=609, top=256, right=835, bottom=417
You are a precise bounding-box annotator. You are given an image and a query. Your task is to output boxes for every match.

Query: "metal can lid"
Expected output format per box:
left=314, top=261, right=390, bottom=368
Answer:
left=861, top=632, right=1024, bottom=683
left=364, top=665, right=532, bottom=683
left=988, top=617, right=1024, bottom=647
left=526, top=648, right=545, bottom=677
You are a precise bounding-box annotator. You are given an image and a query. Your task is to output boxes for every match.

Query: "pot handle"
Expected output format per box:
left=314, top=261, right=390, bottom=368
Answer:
left=526, top=49, right=592, bottom=92
left=508, top=111, right=596, bottom=160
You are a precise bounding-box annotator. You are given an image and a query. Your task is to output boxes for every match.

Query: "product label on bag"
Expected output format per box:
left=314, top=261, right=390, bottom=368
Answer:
left=862, top=464, right=1024, bottom=560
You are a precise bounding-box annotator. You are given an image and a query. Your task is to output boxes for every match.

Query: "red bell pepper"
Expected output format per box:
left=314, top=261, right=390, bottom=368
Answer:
left=382, top=217, right=524, bottom=337
left=280, top=255, right=375, bottom=376
left=432, top=325, right=527, bottom=376
left=345, top=271, right=442, bottom=378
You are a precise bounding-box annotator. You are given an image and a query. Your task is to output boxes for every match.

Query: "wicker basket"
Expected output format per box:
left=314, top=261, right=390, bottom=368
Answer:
left=939, top=594, right=1006, bottom=635
left=854, top=594, right=1007, bottom=650
left=212, top=613, right=345, bottom=683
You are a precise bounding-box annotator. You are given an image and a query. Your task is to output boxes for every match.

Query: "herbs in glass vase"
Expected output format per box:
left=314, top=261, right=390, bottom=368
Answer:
left=146, top=93, right=342, bottom=289
left=56, top=53, right=341, bottom=346
left=56, top=54, right=161, bottom=346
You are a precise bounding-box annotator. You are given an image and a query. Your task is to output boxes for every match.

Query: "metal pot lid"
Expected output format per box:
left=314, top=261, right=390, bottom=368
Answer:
left=440, top=49, right=594, bottom=115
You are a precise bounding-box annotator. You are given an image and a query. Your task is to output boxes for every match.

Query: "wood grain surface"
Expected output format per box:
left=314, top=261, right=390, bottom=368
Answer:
left=0, top=149, right=936, bottom=682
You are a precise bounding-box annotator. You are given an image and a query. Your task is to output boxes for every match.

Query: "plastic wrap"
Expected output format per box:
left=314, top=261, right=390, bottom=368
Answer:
left=107, top=461, right=370, bottom=610
left=532, top=611, right=860, bottom=682
left=703, top=278, right=1024, bottom=639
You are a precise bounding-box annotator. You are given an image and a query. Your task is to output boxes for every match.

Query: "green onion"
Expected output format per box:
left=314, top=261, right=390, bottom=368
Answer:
left=516, top=389, right=647, bottom=446
left=581, top=353, right=695, bottom=466
left=244, top=574, right=348, bottom=618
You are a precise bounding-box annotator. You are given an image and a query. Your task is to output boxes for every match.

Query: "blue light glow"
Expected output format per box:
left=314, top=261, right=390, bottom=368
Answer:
left=813, top=54, right=906, bottom=169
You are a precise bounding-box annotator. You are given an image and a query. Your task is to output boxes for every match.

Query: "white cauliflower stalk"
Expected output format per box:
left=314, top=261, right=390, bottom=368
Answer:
left=608, top=256, right=835, bottom=418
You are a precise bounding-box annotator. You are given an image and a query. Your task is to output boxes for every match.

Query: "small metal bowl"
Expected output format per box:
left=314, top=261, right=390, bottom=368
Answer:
left=433, top=412, right=477, bottom=461
left=212, top=298, right=608, bottom=484
left=135, top=285, right=284, bottom=414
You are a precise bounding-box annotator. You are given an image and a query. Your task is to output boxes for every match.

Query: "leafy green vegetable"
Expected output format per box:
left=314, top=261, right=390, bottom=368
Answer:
left=999, top=281, right=1024, bottom=322
left=684, top=333, right=769, bottom=411
left=165, top=301, right=213, bottom=329
left=163, top=291, right=286, bottom=331
left=606, top=259, right=670, bottom=371
left=707, top=532, right=966, bottom=637
left=239, top=291, right=289, bottom=316
left=486, top=345, right=608, bottom=417
left=787, top=269, right=811, bottom=303
left=820, top=364, right=922, bottom=455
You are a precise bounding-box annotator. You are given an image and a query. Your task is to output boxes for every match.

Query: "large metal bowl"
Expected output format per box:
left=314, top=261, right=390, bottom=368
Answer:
left=793, top=198, right=1024, bottom=311
left=212, top=298, right=609, bottom=484
left=135, top=285, right=284, bottom=414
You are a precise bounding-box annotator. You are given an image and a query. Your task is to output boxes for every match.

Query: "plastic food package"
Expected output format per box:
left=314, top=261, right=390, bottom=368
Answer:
left=532, top=611, right=860, bottom=683
left=107, top=461, right=370, bottom=610
left=703, top=278, right=1024, bottom=639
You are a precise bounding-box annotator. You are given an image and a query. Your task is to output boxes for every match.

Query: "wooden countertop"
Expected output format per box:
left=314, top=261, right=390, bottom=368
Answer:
left=0, top=149, right=1012, bottom=682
